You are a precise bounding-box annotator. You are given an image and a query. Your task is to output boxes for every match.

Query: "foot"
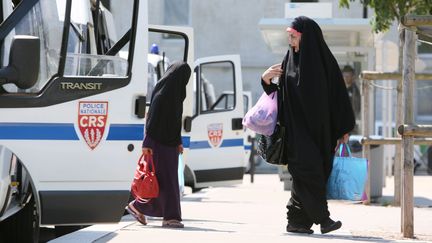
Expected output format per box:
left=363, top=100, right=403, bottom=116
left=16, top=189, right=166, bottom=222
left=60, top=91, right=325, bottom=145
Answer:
left=320, top=218, right=342, bottom=234
left=126, top=202, right=147, bottom=225
left=162, top=219, right=184, bottom=228
left=286, top=223, right=314, bottom=234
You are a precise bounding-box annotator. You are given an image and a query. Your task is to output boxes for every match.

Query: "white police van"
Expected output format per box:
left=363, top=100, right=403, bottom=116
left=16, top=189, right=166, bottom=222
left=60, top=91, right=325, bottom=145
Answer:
left=0, top=0, right=245, bottom=241
left=0, top=0, right=149, bottom=241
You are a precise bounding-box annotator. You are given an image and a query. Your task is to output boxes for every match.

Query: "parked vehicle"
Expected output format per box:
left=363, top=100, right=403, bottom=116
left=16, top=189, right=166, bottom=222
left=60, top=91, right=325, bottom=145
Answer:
left=0, top=1, right=148, bottom=241
left=0, top=1, right=246, bottom=241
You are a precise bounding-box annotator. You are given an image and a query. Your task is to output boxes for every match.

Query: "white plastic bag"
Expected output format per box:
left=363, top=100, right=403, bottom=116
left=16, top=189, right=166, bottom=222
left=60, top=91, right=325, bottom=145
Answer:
left=242, top=92, right=278, bottom=135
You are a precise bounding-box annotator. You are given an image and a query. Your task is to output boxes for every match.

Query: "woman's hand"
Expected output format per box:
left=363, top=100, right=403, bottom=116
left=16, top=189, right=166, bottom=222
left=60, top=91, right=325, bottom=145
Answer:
left=334, top=133, right=349, bottom=152
left=142, top=147, right=153, bottom=155
left=262, top=63, right=283, bottom=85
left=178, top=144, right=184, bottom=154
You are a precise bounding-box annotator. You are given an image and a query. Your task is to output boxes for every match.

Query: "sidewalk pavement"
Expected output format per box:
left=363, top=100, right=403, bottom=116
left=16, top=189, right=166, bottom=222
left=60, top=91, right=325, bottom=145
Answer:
left=51, top=174, right=432, bottom=243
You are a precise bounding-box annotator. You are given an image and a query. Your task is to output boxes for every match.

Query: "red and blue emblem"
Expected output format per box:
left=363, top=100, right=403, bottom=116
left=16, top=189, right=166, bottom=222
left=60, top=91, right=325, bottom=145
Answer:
left=78, top=101, right=108, bottom=150
left=207, top=123, right=223, bottom=148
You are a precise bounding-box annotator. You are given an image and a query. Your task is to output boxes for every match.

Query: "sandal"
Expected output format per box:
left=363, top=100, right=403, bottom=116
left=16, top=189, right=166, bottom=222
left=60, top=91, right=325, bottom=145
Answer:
left=126, top=202, right=147, bottom=225
left=162, top=219, right=184, bottom=228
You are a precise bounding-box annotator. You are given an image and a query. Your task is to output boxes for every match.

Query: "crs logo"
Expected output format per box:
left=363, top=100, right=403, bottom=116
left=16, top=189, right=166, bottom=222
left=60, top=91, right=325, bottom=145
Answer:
left=207, top=123, right=223, bottom=148
left=78, top=101, right=108, bottom=150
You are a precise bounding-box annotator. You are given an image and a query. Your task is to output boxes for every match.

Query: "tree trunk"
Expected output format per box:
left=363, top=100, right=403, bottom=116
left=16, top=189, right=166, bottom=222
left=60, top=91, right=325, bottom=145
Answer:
left=394, top=29, right=405, bottom=207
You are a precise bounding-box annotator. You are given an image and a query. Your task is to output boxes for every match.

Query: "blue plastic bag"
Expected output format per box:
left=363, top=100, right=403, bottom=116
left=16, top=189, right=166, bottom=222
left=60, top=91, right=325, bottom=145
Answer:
left=178, top=154, right=185, bottom=195
left=327, top=144, right=368, bottom=201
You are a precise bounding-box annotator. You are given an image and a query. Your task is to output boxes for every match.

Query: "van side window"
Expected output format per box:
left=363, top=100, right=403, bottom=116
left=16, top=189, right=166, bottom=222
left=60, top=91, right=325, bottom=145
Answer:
left=0, top=0, right=65, bottom=93
left=198, top=61, right=236, bottom=113
left=63, top=1, right=133, bottom=78
left=147, top=31, right=187, bottom=104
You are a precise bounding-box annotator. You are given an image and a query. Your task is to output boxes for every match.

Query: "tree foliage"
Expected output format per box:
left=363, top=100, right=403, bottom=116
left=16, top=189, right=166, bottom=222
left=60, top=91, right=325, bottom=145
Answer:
left=339, top=0, right=432, bottom=33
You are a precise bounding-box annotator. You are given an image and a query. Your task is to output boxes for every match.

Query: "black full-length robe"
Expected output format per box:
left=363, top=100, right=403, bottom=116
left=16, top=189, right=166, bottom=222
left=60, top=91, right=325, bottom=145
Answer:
left=262, top=16, right=355, bottom=226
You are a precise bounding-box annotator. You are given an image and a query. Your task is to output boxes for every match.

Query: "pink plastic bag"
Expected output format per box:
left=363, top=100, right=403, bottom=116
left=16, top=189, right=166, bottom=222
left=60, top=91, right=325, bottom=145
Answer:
left=242, top=92, right=278, bottom=135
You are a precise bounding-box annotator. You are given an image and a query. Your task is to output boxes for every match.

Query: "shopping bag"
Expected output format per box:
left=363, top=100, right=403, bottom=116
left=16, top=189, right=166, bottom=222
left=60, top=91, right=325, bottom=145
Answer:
left=327, top=144, right=367, bottom=201
left=178, top=154, right=185, bottom=195
left=131, top=153, right=159, bottom=203
left=242, top=91, right=278, bottom=136
left=256, top=124, right=287, bottom=165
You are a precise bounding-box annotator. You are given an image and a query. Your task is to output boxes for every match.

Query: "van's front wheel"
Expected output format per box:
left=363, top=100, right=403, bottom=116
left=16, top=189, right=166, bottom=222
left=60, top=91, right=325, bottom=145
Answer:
left=0, top=196, right=39, bottom=243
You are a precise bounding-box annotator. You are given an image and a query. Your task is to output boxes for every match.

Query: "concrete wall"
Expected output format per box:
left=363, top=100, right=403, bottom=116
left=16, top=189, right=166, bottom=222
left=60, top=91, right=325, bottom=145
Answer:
left=145, top=0, right=432, bottom=122
left=191, top=0, right=287, bottom=99
left=146, top=0, right=380, bottom=103
left=148, top=0, right=286, bottom=101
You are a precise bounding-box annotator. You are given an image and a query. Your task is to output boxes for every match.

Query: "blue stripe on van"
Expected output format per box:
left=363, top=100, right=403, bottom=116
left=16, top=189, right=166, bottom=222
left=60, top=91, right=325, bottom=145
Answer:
left=0, top=123, right=79, bottom=140
left=0, top=123, right=243, bottom=150
left=0, top=122, right=193, bottom=147
left=189, top=139, right=244, bottom=150
left=189, top=141, right=211, bottom=149
left=244, top=145, right=252, bottom=150
left=182, top=136, right=190, bottom=148
left=106, top=124, right=144, bottom=141
left=104, top=124, right=191, bottom=148
left=221, top=139, right=244, bottom=147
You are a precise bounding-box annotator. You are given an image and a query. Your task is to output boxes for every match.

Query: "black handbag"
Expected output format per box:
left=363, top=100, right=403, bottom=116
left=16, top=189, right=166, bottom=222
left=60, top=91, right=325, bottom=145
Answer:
left=257, top=124, right=287, bottom=165
left=257, top=75, right=288, bottom=166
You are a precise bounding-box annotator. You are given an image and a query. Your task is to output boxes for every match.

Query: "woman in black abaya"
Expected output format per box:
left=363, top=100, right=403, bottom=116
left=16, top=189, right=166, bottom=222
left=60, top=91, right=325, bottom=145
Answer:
left=127, top=61, right=191, bottom=228
left=261, top=16, right=355, bottom=234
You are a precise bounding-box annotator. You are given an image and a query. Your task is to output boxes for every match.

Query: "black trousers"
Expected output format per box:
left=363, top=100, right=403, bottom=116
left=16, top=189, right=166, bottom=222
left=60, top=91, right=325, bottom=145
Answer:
left=285, top=135, right=331, bottom=227
left=286, top=175, right=330, bottom=227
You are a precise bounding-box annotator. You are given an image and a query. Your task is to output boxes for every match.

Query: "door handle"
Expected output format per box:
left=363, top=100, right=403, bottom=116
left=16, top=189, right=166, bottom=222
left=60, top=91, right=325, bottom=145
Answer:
left=184, top=116, right=192, bottom=132
left=231, top=118, right=243, bottom=130
left=135, top=96, right=146, bottom=118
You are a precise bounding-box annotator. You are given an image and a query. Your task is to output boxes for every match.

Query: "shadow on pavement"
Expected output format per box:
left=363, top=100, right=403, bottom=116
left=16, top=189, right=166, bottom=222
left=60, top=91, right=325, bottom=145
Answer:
left=142, top=217, right=244, bottom=226
left=284, top=232, right=395, bottom=242
left=141, top=224, right=235, bottom=233
left=95, top=233, right=118, bottom=242
left=376, top=196, right=432, bottom=208
left=181, top=197, right=206, bottom=202
left=183, top=218, right=245, bottom=225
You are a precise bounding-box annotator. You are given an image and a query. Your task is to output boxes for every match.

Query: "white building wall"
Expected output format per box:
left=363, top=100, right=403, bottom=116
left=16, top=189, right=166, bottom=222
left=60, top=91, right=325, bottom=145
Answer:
left=146, top=0, right=378, bottom=103
left=143, top=0, right=432, bottom=127
left=190, top=0, right=286, bottom=99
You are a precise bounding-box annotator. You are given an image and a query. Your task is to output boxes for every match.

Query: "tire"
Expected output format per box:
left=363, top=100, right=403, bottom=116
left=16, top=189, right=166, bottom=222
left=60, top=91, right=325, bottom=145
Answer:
left=55, top=225, right=87, bottom=238
left=0, top=196, right=39, bottom=243
left=192, top=187, right=203, bottom=193
left=428, top=146, right=432, bottom=175
left=183, top=165, right=195, bottom=189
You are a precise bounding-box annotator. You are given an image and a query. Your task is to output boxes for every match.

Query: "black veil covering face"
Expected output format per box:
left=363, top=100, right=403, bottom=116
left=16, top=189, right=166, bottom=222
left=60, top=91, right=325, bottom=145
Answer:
left=145, top=61, right=191, bottom=147
left=262, top=16, right=355, bottom=226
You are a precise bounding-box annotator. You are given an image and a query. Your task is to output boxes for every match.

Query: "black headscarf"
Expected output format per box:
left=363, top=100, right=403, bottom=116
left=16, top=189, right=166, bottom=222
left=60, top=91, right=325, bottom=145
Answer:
left=145, top=61, right=191, bottom=146
left=263, top=16, right=355, bottom=178
left=290, top=16, right=355, bottom=150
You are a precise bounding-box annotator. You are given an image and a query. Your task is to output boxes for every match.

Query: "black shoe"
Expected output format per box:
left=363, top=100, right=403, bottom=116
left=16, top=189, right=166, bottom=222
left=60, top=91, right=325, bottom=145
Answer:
left=286, top=224, right=314, bottom=234
left=320, top=218, right=342, bottom=234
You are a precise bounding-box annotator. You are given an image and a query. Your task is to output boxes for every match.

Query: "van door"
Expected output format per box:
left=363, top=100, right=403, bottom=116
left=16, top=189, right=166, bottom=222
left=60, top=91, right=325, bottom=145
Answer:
left=0, top=0, right=146, bottom=226
left=242, top=91, right=256, bottom=170
left=188, top=55, right=244, bottom=188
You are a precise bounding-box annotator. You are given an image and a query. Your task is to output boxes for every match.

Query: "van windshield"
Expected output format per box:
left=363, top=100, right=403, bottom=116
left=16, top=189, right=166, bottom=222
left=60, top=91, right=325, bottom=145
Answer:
left=0, top=0, right=65, bottom=93
left=0, top=0, right=136, bottom=94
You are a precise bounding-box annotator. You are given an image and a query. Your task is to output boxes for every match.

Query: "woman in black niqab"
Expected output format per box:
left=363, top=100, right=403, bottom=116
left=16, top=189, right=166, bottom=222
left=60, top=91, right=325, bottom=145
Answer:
left=127, top=61, right=191, bottom=228
left=146, top=61, right=191, bottom=147
left=261, top=16, right=355, bottom=234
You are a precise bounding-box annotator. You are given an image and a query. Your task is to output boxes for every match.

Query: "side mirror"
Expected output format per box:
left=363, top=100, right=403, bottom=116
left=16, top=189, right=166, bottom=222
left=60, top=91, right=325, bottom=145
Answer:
left=0, top=36, right=40, bottom=89
left=183, top=116, right=193, bottom=133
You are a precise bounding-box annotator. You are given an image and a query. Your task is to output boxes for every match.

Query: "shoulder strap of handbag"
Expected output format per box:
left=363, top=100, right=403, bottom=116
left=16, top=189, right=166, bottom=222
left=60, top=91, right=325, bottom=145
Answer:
left=277, top=75, right=285, bottom=124
left=144, top=153, right=156, bottom=172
